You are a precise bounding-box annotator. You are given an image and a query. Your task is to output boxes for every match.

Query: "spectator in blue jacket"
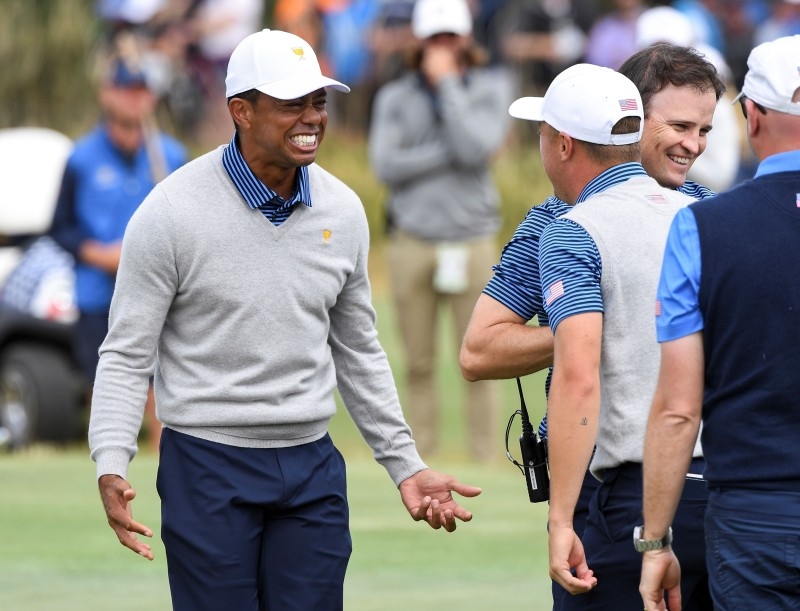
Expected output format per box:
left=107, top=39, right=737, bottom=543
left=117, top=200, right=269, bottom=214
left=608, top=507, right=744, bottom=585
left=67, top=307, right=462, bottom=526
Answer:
left=49, top=54, right=187, bottom=450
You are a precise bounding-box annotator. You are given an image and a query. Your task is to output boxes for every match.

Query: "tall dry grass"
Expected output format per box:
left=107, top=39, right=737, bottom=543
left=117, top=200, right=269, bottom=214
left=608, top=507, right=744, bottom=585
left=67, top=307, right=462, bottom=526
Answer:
left=0, top=0, right=98, bottom=135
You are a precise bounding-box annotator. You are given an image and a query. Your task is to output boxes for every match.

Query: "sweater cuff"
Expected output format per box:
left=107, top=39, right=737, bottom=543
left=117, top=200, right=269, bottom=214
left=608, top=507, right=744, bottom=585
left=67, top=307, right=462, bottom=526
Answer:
left=93, top=447, right=134, bottom=480
left=379, top=450, right=428, bottom=487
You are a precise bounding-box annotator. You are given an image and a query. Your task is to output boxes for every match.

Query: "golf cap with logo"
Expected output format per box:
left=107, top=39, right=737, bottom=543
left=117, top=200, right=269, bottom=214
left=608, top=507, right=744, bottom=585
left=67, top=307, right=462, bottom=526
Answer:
left=225, top=29, right=350, bottom=100
left=733, top=35, right=800, bottom=116
left=508, top=63, right=643, bottom=145
left=412, top=0, right=473, bottom=39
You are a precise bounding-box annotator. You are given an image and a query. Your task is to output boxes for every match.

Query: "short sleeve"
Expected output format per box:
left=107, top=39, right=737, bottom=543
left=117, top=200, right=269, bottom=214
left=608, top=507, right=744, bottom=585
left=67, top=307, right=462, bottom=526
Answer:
left=538, top=218, right=603, bottom=332
left=656, top=208, right=704, bottom=342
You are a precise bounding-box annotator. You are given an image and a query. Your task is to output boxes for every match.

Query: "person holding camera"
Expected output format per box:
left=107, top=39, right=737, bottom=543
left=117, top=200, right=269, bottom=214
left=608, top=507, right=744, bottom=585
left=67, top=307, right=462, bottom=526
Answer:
left=368, top=0, right=512, bottom=462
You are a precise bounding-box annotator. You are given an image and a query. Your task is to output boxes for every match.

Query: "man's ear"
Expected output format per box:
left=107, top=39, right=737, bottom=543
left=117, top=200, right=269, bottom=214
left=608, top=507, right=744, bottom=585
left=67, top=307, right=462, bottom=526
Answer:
left=559, top=132, right=574, bottom=161
left=228, top=98, right=253, bottom=130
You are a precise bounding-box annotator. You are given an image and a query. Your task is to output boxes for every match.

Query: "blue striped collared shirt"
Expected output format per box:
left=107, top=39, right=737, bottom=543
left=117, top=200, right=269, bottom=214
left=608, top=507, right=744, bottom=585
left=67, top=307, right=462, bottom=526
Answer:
left=221, top=134, right=312, bottom=226
left=540, top=162, right=649, bottom=333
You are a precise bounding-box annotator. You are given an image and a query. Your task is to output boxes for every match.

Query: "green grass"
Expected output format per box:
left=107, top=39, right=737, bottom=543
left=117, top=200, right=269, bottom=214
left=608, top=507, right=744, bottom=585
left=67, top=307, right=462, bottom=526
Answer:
left=0, top=292, right=554, bottom=610
left=0, top=448, right=553, bottom=610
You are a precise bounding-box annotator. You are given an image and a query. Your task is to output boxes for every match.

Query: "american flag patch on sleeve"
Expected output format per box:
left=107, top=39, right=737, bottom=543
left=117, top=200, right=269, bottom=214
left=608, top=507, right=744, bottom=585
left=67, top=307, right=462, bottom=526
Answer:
left=655, top=300, right=662, bottom=316
left=544, top=280, right=565, bottom=306
left=618, top=98, right=639, bottom=111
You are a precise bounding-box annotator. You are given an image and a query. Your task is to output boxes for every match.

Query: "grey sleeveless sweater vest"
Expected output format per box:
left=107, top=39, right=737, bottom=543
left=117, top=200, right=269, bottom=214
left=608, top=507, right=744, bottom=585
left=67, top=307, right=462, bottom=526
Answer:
left=564, top=176, right=702, bottom=477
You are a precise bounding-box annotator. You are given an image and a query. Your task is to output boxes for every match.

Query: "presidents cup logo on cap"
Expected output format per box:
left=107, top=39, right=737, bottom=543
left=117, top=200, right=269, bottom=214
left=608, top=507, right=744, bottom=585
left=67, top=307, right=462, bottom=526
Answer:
left=225, top=29, right=349, bottom=100
left=508, top=63, right=643, bottom=146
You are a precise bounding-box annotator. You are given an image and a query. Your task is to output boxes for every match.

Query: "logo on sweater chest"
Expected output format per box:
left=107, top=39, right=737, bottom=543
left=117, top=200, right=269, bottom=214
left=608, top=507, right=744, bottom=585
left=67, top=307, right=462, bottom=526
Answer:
left=323, top=229, right=331, bottom=243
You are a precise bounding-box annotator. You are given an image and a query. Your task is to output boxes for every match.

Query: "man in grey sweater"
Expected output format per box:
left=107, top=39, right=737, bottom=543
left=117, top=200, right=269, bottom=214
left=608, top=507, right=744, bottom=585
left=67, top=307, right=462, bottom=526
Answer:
left=89, top=29, right=480, bottom=611
left=368, top=0, right=512, bottom=462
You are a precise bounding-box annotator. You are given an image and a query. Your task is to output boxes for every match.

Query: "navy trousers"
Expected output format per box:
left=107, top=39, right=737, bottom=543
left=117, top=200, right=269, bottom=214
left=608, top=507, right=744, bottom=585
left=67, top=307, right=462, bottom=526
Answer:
left=561, top=458, right=711, bottom=611
left=157, top=428, right=351, bottom=611
left=706, top=487, right=800, bottom=610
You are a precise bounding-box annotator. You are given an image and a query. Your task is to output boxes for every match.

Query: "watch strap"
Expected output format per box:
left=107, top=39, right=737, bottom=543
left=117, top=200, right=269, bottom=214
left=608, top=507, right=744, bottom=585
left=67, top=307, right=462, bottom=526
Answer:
left=633, top=525, right=673, bottom=552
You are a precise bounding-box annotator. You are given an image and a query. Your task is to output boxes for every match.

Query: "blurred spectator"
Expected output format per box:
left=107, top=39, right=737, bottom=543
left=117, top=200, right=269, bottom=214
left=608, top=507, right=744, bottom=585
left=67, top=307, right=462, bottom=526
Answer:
left=273, top=0, right=324, bottom=53
left=49, top=55, right=187, bottom=451
left=368, top=0, right=417, bottom=88
left=716, top=0, right=759, bottom=90
left=319, top=0, right=382, bottom=131
left=94, top=1, right=205, bottom=142
left=191, top=0, right=263, bottom=77
left=321, top=0, right=381, bottom=85
left=187, top=0, right=264, bottom=146
left=672, top=0, right=726, bottom=52
left=636, top=6, right=743, bottom=192
left=472, top=0, right=513, bottom=65
left=369, top=0, right=511, bottom=462
left=754, top=0, right=800, bottom=45
left=584, top=0, right=646, bottom=70
left=500, top=0, right=598, bottom=93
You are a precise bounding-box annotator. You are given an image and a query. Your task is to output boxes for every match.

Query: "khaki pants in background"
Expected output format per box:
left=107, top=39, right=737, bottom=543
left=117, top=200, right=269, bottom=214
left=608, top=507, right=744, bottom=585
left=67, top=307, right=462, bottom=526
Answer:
left=387, top=230, right=500, bottom=463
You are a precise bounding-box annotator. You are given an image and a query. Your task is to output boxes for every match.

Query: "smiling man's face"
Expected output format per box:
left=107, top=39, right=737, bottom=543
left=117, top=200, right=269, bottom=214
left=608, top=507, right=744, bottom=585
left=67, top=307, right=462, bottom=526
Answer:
left=640, top=83, right=718, bottom=189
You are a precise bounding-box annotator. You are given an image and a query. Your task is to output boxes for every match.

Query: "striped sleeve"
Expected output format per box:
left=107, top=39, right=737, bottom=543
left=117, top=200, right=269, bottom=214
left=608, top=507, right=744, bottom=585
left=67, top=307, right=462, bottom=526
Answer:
left=677, top=180, right=715, bottom=200
left=538, top=218, right=603, bottom=332
left=483, top=197, right=568, bottom=322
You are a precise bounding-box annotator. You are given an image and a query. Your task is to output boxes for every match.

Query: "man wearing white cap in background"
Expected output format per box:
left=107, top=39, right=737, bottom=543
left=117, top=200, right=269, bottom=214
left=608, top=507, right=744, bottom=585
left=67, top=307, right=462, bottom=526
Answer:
left=640, top=34, right=800, bottom=611
left=88, top=28, right=481, bottom=611
left=514, top=63, right=709, bottom=609
left=369, top=0, right=511, bottom=462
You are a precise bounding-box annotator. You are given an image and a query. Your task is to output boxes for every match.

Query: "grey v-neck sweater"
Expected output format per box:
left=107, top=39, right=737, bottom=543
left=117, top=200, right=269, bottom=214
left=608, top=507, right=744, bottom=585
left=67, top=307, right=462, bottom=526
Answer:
left=89, top=147, right=426, bottom=485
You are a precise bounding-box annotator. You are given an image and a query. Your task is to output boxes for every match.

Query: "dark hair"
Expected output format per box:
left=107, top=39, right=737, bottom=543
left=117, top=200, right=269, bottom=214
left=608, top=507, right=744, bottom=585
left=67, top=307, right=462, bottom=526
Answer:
left=618, top=43, right=726, bottom=115
left=227, top=88, right=261, bottom=105
left=581, top=116, right=642, bottom=165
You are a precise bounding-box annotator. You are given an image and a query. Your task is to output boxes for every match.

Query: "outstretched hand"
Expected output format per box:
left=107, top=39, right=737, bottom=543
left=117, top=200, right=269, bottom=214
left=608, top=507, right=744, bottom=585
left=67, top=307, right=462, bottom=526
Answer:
left=398, top=469, right=482, bottom=532
left=98, top=474, right=154, bottom=560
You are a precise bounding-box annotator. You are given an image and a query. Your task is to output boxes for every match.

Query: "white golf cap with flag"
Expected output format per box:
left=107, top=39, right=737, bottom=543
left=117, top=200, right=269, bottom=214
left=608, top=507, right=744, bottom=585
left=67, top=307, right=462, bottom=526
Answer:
left=412, top=0, right=473, bottom=39
left=509, top=63, right=644, bottom=146
left=734, top=35, right=800, bottom=116
left=225, top=29, right=350, bottom=100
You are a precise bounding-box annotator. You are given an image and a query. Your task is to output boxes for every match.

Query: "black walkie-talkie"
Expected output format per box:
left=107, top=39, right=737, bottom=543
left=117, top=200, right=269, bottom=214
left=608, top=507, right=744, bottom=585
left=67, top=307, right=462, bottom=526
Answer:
left=516, top=378, right=550, bottom=503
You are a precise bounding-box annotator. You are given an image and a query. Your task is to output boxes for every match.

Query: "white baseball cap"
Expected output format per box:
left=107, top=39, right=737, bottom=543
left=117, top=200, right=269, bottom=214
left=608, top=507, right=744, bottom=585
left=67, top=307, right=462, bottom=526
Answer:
left=509, top=63, right=644, bottom=146
left=734, top=35, right=800, bottom=116
left=412, top=0, right=473, bottom=39
left=225, top=29, right=350, bottom=100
